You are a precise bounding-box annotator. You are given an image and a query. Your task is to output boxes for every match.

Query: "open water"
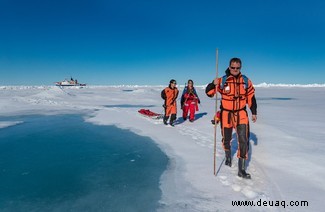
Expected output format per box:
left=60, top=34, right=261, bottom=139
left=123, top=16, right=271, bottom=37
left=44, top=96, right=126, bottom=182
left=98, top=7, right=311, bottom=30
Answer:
left=0, top=115, right=168, bottom=211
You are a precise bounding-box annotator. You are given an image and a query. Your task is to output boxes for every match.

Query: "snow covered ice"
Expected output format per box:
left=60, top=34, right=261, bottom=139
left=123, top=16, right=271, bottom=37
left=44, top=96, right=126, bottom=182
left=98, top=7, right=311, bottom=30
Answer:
left=0, top=85, right=324, bottom=211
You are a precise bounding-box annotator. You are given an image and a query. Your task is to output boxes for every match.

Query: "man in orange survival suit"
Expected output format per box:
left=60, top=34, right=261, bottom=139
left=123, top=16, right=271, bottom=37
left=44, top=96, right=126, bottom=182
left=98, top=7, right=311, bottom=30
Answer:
left=205, top=58, right=257, bottom=179
left=161, top=79, right=179, bottom=126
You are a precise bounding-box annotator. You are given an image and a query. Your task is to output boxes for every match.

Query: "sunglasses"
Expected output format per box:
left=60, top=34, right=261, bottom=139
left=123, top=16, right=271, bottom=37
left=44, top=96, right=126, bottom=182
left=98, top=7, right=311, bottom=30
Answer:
left=230, top=67, right=241, bottom=70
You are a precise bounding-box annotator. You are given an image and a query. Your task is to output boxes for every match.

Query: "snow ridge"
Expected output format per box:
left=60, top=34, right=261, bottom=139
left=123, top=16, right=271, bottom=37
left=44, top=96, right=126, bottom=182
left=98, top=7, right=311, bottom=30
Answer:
left=254, top=82, right=325, bottom=88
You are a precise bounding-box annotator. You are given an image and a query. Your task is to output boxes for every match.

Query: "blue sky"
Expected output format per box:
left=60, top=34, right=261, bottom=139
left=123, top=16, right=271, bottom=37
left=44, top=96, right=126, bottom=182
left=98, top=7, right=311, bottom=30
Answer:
left=0, top=0, right=324, bottom=85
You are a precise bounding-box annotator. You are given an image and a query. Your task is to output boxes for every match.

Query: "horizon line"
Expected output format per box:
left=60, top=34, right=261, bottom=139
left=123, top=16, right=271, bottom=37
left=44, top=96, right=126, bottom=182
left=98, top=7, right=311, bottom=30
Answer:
left=1, top=82, right=325, bottom=88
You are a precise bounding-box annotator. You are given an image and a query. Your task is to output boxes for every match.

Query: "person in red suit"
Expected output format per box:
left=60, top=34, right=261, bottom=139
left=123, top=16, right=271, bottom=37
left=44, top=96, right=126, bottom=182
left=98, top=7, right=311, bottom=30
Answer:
left=181, top=79, right=200, bottom=122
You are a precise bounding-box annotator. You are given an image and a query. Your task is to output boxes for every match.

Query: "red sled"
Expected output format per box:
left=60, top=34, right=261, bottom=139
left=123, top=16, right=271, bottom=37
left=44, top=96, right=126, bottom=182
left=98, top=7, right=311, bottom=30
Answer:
left=138, top=109, right=163, bottom=119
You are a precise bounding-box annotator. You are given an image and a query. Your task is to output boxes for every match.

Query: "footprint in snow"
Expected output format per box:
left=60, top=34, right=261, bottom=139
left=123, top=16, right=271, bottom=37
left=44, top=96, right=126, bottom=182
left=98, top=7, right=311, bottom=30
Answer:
left=218, top=175, right=231, bottom=186
left=241, top=186, right=258, bottom=199
left=232, top=184, right=242, bottom=192
left=177, top=125, right=214, bottom=148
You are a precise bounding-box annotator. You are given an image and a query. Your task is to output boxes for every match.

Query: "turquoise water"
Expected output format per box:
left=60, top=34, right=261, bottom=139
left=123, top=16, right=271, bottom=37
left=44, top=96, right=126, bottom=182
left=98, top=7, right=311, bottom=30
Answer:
left=0, top=115, right=168, bottom=211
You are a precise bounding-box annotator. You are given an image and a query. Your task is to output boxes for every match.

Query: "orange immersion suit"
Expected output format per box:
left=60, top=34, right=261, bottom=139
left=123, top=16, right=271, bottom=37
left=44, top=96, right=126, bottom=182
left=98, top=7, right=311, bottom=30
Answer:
left=206, top=73, right=257, bottom=159
left=161, top=86, right=179, bottom=124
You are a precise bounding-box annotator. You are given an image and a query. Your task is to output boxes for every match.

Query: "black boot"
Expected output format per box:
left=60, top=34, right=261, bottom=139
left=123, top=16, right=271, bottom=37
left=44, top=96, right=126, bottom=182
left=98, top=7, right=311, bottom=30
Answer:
left=225, top=150, right=232, bottom=167
left=163, top=116, right=169, bottom=125
left=238, top=158, right=251, bottom=179
left=169, top=114, right=176, bottom=126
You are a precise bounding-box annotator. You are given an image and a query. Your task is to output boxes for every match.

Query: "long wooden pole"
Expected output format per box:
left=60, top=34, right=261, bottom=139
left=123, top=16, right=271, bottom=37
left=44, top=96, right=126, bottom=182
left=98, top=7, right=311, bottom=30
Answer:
left=214, top=48, right=219, bottom=176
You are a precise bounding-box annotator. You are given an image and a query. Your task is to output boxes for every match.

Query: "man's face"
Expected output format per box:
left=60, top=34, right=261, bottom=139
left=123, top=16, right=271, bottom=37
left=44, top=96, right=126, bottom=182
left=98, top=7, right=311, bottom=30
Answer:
left=229, top=62, right=241, bottom=76
left=170, top=82, right=176, bottom=88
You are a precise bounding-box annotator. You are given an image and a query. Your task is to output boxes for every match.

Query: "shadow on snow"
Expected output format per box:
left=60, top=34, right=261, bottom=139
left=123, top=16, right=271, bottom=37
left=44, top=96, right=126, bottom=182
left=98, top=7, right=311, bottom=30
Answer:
left=104, top=104, right=156, bottom=108
left=174, top=112, right=208, bottom=125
